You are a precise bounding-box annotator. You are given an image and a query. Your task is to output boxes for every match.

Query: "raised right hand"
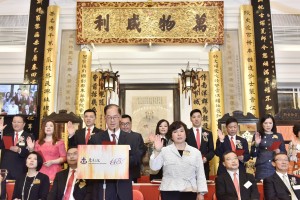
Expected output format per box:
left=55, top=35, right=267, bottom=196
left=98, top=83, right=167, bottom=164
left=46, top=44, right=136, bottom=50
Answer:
left=217, top=129, right=225, bottom=141
left=0, top=117, right=7, bottom=132
left=255, top=132, right=261, bottom=145
left=153, top=135, right=163, bottom=152
left=26, top=137, right=35, bottom=151
left=67, top=121, right=75, bottom=137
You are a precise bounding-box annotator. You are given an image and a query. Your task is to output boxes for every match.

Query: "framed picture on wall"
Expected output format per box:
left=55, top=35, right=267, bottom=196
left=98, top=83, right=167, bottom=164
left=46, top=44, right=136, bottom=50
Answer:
left=119, top=84, right=180, bottom=142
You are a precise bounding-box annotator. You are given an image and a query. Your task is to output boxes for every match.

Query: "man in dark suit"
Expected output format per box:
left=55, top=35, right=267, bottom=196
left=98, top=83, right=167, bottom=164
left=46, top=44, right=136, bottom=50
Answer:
left=215, top=151, right=259, bottom=200
left=264, top=153, right=300, bottom=200
left=186, top=109, right=214, bottom=180
left=0, top=115, right=33, bottom=180
left=48, top=147, right=91, bottom=200
left=89, top=104, right=140, bottom=200
left=67, top=109, right=102, bottom=148
left=215, top=117, right=250, bottom=175
left=120, top=114, right=147, bottom=183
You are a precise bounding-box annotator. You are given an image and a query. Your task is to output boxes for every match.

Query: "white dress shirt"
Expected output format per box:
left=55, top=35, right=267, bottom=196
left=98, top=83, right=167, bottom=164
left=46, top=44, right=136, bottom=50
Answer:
left=108, top=128, right=120, bottom=144
left=193, top=127, right=202, bottom=143
left=63, top=168, right=78, bottom=200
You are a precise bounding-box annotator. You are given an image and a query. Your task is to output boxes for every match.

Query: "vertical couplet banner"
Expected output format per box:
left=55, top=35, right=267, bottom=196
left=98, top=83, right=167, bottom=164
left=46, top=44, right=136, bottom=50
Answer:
left=209, top=49, right=225, bottom=175
left=240, top=5, right=259, bottom=117
left=251, top=0, right=278, bottom=116
left=90, top=72, right=107, bottom=130
left=76, top=50, right=92, bottom=118
left=191, top=71, right=211, bottom=130
left=40, top=5, right=60, bottom=120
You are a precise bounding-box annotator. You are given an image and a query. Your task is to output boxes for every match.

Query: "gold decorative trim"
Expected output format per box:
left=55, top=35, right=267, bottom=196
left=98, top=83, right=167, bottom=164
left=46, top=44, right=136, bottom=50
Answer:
left=77, top=1, right=224, bottom=44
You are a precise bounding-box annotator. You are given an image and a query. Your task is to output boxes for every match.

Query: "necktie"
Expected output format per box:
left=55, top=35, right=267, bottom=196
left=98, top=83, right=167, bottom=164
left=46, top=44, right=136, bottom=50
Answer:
left=111, top=133, right=116, bottom=144
left=196, top=128, right=201, bottom=149
left=85, top=128, right=91, bottom=144
left=282, top=175, right=298, bottom=200
left=63, top=169, right=75, bottom=200
left=14, top=132, right=18, bottom=146
left=230, top=136, right=236, bottom=151
left=233, top=172, right=241, bottom=200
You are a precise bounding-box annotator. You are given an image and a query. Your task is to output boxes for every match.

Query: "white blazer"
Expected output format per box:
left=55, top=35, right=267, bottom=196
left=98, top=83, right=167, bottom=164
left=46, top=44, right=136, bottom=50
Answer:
left=150, top=143, right=208, bottom=193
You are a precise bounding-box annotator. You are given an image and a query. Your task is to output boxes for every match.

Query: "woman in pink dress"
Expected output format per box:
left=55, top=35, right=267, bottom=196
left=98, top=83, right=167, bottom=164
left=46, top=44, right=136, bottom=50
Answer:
left=27, top=119, right=67, bottom=181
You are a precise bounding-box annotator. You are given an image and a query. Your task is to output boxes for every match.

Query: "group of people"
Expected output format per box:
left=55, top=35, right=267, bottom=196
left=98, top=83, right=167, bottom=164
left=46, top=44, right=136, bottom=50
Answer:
left=0, top=104, right=299, bottom=199
left=1, top=88, right=36, bottom=115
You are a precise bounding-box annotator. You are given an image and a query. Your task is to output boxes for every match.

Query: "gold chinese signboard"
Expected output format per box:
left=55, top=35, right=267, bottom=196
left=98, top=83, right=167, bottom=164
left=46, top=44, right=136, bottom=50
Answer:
left=77, top=1, right=224, bottom=44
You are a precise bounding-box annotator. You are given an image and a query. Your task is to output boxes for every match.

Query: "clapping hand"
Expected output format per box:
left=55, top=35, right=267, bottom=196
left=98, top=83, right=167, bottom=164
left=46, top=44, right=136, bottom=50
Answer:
left=67, top=121, right=75, bottom=137
left=217, top=129, right=225, bottom=142
left=154, top=135, right=163, bottom=153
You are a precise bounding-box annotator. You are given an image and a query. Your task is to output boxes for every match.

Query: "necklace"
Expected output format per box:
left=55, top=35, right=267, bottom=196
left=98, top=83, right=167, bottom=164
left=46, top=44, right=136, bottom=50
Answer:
left=21, top=172, right=39, bottom=200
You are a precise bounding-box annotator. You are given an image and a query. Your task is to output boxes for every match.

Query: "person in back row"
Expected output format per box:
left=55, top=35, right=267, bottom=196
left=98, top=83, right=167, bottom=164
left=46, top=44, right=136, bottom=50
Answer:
left=186, top=109, right=214, bottom=180
left=67, top=109, right=102, bottom=148
left=215, top=117, right=250, bottom=175
left=120, top=114, right=147, bottom=183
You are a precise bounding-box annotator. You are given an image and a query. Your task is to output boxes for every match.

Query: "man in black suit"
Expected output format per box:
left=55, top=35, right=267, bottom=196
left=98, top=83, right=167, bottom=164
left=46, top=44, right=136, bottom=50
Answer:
left=186, top=109, right=214, bottom=180
left=48, top=147, right=91, bottom=200
left=89, top=104, right=140, bottom=200
left=120, top=114, right=147, bottom=183
left=67, top=109, right=102, bottom=148
left=215, top=117, right=250, bottom=175
left=0, top=115, right=33, bottom=180
left=264, top=153, right=300, bottom=200
left=215, top=151, right=259, bottom=200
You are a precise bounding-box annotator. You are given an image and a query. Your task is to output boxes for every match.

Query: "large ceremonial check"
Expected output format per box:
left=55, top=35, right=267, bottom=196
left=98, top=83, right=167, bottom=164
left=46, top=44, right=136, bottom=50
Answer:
left=77, top=145, right=129, bottom=179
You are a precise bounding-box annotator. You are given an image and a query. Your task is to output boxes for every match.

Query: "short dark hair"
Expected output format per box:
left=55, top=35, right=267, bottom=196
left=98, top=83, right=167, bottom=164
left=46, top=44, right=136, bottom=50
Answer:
left=121, top=114, right=132, bottom=122
left=225, top=117, right=238, bottom=126
left=104, top=104, right=122, bottom=115
left=12, top=114, right=26, bottom=123
left=190, top=109, right=202, bottom=117
left=166, top=121, right=188, bottom=140
left=27, top=151, right=44, bottom=171
left=293, top=123, right=300, bottom=138
left=155, top=119, right=169, bottom=135
left=222, top=150, right=237, bottom=162
left=84, top=109, right=96, bottom=116
left=67, top=146, right=78, bottom=153
left=273, top=152, right=288, bottom=162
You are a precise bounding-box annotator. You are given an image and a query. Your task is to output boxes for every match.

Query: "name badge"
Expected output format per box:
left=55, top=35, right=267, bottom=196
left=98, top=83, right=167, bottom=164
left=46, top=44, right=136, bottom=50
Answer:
left=19, top=142, right=25, bottom=146
left=183, top=150, right=190, bottom=156
left=293, top=185, right=300, bottom=190
left=244, top=181, right=252, bottom=189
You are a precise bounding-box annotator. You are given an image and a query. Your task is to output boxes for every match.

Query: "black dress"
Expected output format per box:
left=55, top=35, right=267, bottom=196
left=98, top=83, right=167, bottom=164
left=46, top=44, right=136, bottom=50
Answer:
left=12, top=172, right=50, bottom=200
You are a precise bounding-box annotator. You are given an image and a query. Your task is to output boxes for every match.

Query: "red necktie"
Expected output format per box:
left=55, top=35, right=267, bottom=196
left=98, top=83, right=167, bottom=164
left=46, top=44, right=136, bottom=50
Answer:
left=14, top=132, right=18, bottom=146
left=85, top=128, right=91, bottom=144
left=230, top=136, right=236, bottom=151
left=111, top=133, right=116, bottom=144
left=196, top=128, right=201, bottom=149
left=233, top=172, right=240, bottom=200
left=63, top=169, right=75, bottom=200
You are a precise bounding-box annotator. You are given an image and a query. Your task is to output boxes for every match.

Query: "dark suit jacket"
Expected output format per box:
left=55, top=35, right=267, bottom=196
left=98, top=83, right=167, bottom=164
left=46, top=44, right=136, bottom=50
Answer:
left=68, top=127, right=102, bottom=148
left=129, top=131, right=147, bottom=180
left=1, top=131, right=33, bottom=180
left=215, top=135, right=250, bottom=175
left=263, top=172, right=300, bottom=200
left=47, top=168, right=91, bottom=200
left=215, top=171, right=260, bottom=200
left=186, top=128, right=214, bottom=180
left=89, top=130, right=137, bottom=200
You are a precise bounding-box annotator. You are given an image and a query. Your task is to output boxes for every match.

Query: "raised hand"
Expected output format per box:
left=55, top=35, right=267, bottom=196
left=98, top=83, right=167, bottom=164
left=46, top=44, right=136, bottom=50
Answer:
left=26, top=137, right=35, bottom=151
left=0, top=117, right=7, bottom=132
left=255, top=132, right=261, bottom=146
left=217, top=129, right=225, bottom=142
left=153, top=135, right=164, bottom=152
left=67, top=121, right=75, bottom=137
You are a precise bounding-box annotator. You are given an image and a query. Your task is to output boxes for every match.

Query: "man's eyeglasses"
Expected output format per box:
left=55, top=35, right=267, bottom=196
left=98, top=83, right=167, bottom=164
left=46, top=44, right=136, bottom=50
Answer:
left=274, top=159, right=289, bottom=162
left=225, top=157, right=238, bottom=161
left=106, top=116, right=120, bottom=121
left=120, top=122, right=130, bottom=127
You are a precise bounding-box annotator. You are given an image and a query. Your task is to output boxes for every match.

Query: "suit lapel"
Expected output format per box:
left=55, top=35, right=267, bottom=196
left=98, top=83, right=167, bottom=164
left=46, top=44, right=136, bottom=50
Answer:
left=274, top=173, right=290, bottom=193
left=188, top=128, right=197, bottom=149
left=118, top=131, right=126, bottom=144
left=79, top=128, right=86, bottom=143
left=225, top=172, right=238, bottom=197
